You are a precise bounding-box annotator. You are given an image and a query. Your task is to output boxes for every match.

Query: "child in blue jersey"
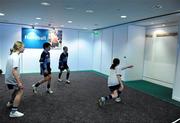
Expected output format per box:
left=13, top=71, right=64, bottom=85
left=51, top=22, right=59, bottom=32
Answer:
left=32, top=42, right=53, bottom=94
left=98, top=58, right=133, bottom=106
left=58, top=46, right=70, bottom=84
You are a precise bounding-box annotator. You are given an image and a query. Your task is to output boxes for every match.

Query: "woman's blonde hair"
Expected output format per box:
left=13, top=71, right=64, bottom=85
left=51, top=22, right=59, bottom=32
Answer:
left=10, top=41, right=24, bottom=55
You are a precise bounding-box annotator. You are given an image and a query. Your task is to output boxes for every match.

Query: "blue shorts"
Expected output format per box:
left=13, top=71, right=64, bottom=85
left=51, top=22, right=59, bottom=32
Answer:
left=40, top=65, right=51, bottom=77
left=7, top=84, right=19, bottom=90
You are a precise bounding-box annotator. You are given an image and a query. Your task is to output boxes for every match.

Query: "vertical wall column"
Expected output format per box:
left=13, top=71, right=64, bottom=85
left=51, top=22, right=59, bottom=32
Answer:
left=100, top=28, right=113, bottom=75
left=172, top=23, right=180, bottom=102
left=112, top=25, right=128, bottom=80
left=124, top=25, right=145, bottom=81
left=93, top=31, right=102, bottom=72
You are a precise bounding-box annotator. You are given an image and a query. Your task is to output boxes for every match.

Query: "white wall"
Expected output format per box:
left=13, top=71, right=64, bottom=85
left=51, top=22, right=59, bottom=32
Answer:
left=0, top=26, right=1, bottom=69
left=101, top=28, right=113, bottom=75
left=92, top=25, right=145, bottom=81
left=78, top=31, right=93, bottom=70
left=112, top=25, right=128, bottom=80
left=112, top=25, right=128, bottom=59
left=93, top=31, right=102, bottom=72
left=0, top=24, right=22, bottom=73
left=125, top=25, right=145, bottom=81
left=172, top=23, right=180, bottom=102
left=143, top=26, right=178, bottom=88
left=61, top=29, right=79, bottom=71
left=0, top=24, right=93, bottom=73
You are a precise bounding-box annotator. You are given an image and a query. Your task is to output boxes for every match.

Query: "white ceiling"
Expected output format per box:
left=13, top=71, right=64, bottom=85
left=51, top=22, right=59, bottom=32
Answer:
left=0, top=0, right=180, bottom=30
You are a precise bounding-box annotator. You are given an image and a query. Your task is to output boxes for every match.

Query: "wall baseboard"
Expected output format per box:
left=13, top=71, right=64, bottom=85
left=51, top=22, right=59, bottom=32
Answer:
left=172, top=95, right=180, bottom=102
left=143, top=76, right=173, bottom=88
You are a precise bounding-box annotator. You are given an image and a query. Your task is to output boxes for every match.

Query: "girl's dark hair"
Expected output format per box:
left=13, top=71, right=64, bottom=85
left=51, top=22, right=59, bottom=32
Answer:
left=0, top=69, right=2, bottom=75
left=43, top=42, right=51, bottom=49
left=110, top=58, right=120, bottom=69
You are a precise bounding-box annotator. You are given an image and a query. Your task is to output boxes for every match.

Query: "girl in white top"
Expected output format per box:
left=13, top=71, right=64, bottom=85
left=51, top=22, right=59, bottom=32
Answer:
left=98, top=58, right=133, bottom=106
left=5, top=41, right=25, bottom=117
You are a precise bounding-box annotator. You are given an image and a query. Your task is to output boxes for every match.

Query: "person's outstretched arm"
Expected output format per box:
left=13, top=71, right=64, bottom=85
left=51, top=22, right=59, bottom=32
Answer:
left=121, top=65, right=134, bottom=70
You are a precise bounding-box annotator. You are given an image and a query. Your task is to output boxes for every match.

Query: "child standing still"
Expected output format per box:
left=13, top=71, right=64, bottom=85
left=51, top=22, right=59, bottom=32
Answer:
left=58, top=46, right=70, bottom=84
left=98, top=58, right=133, bottom=106
left=5, top=41, right=25, bottom=117
left=32, top=42, right=53, bottom=94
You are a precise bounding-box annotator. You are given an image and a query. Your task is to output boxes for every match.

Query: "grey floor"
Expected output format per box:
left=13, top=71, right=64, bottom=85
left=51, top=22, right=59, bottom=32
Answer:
left=0, top=72, right=180, bottom=123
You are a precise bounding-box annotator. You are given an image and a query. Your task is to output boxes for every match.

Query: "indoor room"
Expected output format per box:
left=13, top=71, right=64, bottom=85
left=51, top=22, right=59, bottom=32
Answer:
left=0, top=0, right=180, bottom=123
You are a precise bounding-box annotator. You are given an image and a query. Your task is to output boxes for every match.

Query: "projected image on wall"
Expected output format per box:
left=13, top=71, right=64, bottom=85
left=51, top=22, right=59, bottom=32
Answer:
left=22, top=28, right=49, bottom=48
left=49, top=29, right=62, bottom=49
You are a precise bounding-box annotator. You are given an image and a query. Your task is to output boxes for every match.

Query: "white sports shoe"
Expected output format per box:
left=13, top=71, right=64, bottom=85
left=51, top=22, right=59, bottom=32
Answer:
left=115, top=97, right=121, bottom=102
left=9, top=111, right=24, bottom=117
left=58, top=79, right=62, bottom=82
left=47, top=88, right=53, bottom=94
left=98, top=97, right=106, bottom=107
left=32, top=84, right=37, bottom=94
left=66, top=80, right=70, bottom=84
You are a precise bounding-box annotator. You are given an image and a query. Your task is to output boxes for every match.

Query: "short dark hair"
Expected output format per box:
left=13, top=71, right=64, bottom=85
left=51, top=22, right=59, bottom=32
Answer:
left=63, top=46, right=68, bottom=50
left=43, top=42, right=51, bottom=49
left=0, top=69, right=2, bottom=75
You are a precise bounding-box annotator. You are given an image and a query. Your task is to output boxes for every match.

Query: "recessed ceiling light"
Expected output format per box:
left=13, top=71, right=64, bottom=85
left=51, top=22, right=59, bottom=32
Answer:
left=0, top=13, right=5, bottom=16
left=162, top=24, right=166, bottom=27
left=67, top=21, right=72, bottom=23
left=153, top=4, right=162, bottom=9
left=36, top=17, right=42, bottom=20
left=41, top=2, right=50, bottom=6
left=83, top=27, right=88, bottom=30
left=151, top=22, right=154, bottom=25
left=35, top=23, right=39, bottom=25
left=121, top=15, right=127, bottom=18
left=66, top=7, right=74, bottom=10
left=60, top=25, right=64, bottom=27
left=86, top=10, right=94, bottom=13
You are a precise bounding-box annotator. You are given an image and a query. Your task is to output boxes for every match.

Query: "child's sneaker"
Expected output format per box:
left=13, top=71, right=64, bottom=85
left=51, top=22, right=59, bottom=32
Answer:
left=9, top=111, right=24, bottom=117
left=47, top=88, right=53, bottom=94
left=58, top=79, right=62, bottom=82
left=115, top=97, right=121, bottom=102
left=66, top=80, right=70, bottom=84
left=32, top=84, right=37, bottom=94
left=6, top=102, right=13, bottom=108
left=98, top=97, right=105, bottom=107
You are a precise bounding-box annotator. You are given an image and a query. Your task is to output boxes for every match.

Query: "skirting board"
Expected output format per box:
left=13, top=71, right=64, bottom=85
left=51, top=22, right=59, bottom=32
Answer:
left=143, top=76, right=173, bottom=88
left=172, top=95, right=180, bottom=102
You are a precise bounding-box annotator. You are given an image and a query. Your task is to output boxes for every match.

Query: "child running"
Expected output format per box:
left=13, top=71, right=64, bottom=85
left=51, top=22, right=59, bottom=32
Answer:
left=32, top=42, right=53, bottom=94
left=98, top=58, right=133, bottom=106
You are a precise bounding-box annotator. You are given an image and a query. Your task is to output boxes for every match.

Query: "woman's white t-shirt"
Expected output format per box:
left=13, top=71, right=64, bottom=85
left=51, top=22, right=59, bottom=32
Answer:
left=108, top=66, right=121, bottom=87
left=5, top=52, right=20, bottom=85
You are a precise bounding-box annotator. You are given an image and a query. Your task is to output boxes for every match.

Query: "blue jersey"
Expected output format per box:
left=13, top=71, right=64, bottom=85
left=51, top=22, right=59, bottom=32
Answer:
left=39, top=50, right=51, bottom=72
left=59, top=52, right=68, bottom=67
